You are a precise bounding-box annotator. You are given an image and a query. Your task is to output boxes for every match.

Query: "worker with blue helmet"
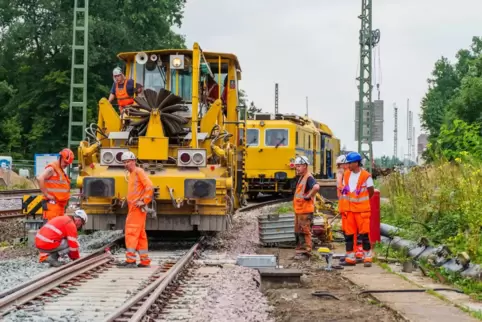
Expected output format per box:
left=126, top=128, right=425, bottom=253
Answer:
left=340, top=151, right=375, bottom=267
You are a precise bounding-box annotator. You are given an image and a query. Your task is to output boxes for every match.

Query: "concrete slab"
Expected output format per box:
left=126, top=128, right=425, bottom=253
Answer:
left=342, top=264, right=478, bottom=322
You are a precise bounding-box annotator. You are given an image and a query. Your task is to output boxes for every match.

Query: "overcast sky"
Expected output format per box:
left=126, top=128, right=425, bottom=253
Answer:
left=176, top=0, right=481, bottom=159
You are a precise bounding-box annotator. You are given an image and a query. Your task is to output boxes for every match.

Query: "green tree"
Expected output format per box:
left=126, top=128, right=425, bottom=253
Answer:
left=0, top=0, right=186, bottom=159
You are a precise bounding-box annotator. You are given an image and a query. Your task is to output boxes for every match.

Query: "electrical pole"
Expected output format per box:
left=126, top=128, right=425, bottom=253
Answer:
left=393, top=103, right=398, bottom=159
left=274, top=83, right=279, bottom=115
left=67, top=0, right=89, bottom=176
left=356, top=0, right=380, bottom=173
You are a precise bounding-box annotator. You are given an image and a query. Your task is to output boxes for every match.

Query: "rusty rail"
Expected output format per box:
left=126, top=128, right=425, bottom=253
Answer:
left=103, top=239, right=202, bottom=322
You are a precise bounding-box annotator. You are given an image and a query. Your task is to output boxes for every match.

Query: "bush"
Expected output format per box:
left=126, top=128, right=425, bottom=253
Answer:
left=381, top=157, right=482, bottom=262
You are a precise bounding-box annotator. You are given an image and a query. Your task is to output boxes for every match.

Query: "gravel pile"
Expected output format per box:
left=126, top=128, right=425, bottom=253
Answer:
left=190, top=266, right=274, bottom=322
left=0, top=219, right=25, bottom=244
left=78, top=229, right=123, bottom=254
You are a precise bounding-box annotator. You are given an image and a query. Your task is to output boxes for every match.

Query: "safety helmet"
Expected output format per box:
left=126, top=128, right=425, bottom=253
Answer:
left=121, top=151, right=136, bottom=162
left=60, top=148, right=74, bottom=165
left=73, top=209, right=88, bottom=224
left=294, top=156, right=310, bottom=165
left=346, top=152, right=362, bottom=163
left=336, top=155, right=347, bottom=165
left=113, top=67, right=123, bottom=76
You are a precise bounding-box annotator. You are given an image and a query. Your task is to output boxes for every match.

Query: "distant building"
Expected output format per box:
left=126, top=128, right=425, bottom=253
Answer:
left=417, top=134, right=428, bottom=155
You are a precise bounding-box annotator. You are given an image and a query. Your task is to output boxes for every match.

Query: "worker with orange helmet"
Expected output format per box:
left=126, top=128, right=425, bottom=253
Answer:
left=37, top=148, right=74, bottom=263
left=117, top=151, right=154, bottom=268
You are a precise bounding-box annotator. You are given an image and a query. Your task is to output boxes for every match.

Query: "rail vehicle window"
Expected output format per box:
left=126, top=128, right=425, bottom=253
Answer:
left=246, top=129, right=259, bottom=147
left=265, top=129, right=288, bottom=147
left=296, top=132, right=299, bottom=146
left=144, top=66, right=167, bottom=92
left=308, top=135, right=311, bottom=149
left=170, top=70, right=192, bottom=101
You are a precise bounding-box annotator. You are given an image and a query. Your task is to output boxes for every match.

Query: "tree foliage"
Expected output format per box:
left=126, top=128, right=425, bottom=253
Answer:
left=0, top=0, right=186, bottom=159
left=421, top=36, right=482, bottom=161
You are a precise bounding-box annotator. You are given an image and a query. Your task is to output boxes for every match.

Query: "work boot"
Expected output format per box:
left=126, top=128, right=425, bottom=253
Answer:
left=46, top=253, right=62, bottom=268
left=342, top=252, right=356, bottom=266
left=363, top=250, right=373, bottom=267
left=117, top=261, right=137, bottom=268
left=137, top=263, right=150, bottom=268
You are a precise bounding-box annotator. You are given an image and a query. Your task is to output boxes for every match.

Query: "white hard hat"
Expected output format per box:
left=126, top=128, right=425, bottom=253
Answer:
left=73, top=209, right=88, bottom=224
left=121, top=151, right=136, bottom=161
left=294, top=156, right=310, bottom=165
left=336, top=155, right=347, bottom=165
left=113, top=67, right=123, bottom=76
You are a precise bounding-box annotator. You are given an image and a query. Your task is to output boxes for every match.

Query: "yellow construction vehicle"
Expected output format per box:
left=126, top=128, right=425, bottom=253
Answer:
left=76, top=43, right=245, bottom=232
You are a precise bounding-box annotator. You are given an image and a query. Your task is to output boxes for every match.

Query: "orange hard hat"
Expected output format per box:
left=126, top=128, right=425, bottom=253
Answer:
left=60, top=148, right=74, bottom=165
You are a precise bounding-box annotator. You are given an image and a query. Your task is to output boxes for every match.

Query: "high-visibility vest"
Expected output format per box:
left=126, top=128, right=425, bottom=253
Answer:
left=337, top=169, right=349, bottom=212
left=127, top=167, right=154, bottom=212
left=115, top=81, right=134, bottom=107
left=35, top=216, right=80, bottom=260
left=293, top=173, right=315, bottom=215
left=341, top=169, right=371, bottom=213
left=44, top=161, right=70, bottom=203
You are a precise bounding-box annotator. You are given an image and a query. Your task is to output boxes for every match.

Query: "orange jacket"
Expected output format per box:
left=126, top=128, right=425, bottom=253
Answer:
left=35, top=216, right=80, bottom=260
left=342, top=169, right=371, bottom=213
left=44, top=161, right=70, bottom=203
left=127, top=167, right=154, bottom=212
left=293, top=173, right=315, bottom=215
left=116, top=82, right=134, bottom=107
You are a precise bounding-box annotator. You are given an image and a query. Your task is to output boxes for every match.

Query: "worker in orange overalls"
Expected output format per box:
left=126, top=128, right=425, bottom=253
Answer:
left=35, top=209, right=87, bottom=267
left=340, top=152, right=375, bottom=267
left=293, top=156, right=320, bottom=260
left=108, top=67, right=141, bottom=113
left=37, top=148, right=74, bottom=263
left=118, top=151, right=154, bottom=268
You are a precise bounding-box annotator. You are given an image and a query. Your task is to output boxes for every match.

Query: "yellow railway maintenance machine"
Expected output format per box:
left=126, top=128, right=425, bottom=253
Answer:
left=77, top=43, right=245, bottom=232
left=243, top=113, right=341, bottom=200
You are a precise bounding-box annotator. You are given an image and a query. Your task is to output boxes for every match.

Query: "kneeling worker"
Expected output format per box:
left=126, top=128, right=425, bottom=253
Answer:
left=35, top=209, right=88, bottom=267
left=293, top=156, right=320, bottom=259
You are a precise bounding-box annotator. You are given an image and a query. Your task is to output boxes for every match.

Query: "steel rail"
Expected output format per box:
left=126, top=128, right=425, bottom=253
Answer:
left=239, top=197, right=291, bottom=213
left=0, top=252, right=113, bottom=316
left=103, top=239, right=202, bottom=322
left=0, top=235, right=123, bottom=300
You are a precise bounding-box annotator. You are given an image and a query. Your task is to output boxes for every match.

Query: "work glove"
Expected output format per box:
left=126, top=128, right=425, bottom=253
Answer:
left=341, top=186, right=350, bottom=195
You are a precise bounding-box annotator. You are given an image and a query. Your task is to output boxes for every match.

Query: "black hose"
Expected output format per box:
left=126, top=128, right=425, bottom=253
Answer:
left=358, top=288, right=463, bottom=296
left=312, top=291, right=340, bottom=300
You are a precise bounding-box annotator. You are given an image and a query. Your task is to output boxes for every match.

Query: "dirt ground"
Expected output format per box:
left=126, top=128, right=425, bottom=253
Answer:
left=258, top=247, right=405, bottom=322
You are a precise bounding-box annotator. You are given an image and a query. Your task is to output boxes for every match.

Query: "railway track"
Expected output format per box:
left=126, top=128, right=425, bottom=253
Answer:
left=0, top=238, right=204, bottom=322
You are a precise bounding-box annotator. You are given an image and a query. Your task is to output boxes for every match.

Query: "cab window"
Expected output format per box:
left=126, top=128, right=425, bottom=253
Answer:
left=246, top=129, right=259, bottom=147
left=170, top=70, right=192, bottom=101
left=265, top=129, right=288, bottom=147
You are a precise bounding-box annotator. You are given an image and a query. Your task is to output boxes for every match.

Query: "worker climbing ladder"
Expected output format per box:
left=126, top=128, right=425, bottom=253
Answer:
left=67, top=0, right=89, bottom=151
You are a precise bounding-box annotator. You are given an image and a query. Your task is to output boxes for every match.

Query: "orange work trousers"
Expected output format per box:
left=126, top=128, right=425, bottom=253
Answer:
left=343, top=211, right=370, bottom=236
left=39, top=201, right=67, bottom=263
left=125, top=208, right=151, bottom=265
left=43, top=200, right=67, bottom=220
left=294, top=213, right=313, bottom=253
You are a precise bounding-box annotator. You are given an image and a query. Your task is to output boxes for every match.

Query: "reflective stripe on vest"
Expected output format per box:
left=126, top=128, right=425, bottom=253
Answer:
left=116, top=82, right=134, bottom=107
left=44, top=162, right=70, bottom=202
left=293, top=173, right=315, bottom=214
left=342, top=169, right=371, bottom=212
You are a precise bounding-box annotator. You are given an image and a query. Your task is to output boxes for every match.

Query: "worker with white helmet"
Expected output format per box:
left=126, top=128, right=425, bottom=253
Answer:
left=336, top=155, right=349, bottom=235
left=292, top=155, right=320, bottom=259
left=118, top=151, right=154, bottom=268
left=35, top=209, right=88, bottom=267
left=108, top=67, right=142, bottom=113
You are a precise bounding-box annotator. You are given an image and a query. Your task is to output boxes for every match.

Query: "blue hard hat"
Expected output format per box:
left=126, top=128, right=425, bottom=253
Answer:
left=346, top=152, right=362, bottom=163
